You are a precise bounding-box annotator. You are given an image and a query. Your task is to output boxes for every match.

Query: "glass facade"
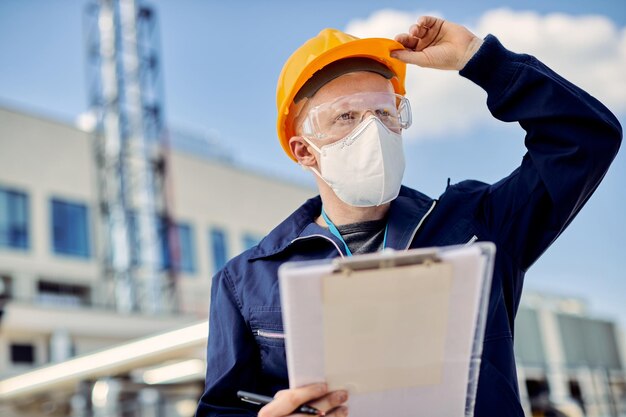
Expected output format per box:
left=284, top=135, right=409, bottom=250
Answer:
left=558, top=314, right=622, bottom=370
left=210, top=228, right=228, bottom=274
left=37, top=280, right=90, bottom=307
left=50, top=198, right=90, bottom=258
left=0, top=187, right=29, bottom=250
left=174, top=223, right=196, bottom=273
left=10, top=343, right=35, bottom=365
left=514, top=307, right=546, bottom=366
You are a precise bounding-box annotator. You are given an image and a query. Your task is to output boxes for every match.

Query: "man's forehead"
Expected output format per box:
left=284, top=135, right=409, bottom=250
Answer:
left=294, top=57, right=394, bottom=103
left=308, top=72, right=394, bottom=105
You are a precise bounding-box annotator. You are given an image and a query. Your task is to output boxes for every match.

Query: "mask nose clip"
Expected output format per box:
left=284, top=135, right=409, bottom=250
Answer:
left=361, top=109, right=377, bottom=122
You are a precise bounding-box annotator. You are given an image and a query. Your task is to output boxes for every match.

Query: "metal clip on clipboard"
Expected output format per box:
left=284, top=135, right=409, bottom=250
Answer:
left=331, top=248, right=441, bottom=274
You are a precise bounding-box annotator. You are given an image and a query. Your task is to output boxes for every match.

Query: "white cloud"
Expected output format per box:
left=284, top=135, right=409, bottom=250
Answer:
left=345, top=8, right=626, bottom=141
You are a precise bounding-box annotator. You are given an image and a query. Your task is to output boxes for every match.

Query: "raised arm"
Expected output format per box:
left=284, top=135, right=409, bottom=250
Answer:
left=394, top=15, right=622, bottom=281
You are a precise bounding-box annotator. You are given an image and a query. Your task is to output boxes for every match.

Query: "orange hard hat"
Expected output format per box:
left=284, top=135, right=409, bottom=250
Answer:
left=276, top=28, right=407, bottom=161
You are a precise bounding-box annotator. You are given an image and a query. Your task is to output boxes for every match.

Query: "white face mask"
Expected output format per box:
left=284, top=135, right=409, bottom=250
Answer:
left=303, top=115, right=405, bottom=207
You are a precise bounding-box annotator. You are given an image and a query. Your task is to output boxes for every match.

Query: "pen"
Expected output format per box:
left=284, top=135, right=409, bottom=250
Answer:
left=237, top=390, right=323, bottom=416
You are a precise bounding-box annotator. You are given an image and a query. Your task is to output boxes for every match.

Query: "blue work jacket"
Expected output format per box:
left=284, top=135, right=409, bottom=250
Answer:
left=196, top=35, right=622, bottom=416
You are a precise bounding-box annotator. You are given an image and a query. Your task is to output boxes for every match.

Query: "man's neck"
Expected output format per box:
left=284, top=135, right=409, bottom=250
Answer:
left=315, top=184, right=390, bottom=227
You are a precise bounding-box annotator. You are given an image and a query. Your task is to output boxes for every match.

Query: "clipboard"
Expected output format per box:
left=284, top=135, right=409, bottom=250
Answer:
left=278, top=243, right=495, bottom=417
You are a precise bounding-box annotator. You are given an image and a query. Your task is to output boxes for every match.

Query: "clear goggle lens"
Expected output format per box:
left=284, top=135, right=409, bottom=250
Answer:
left=300, top=92, right=411, bottom=140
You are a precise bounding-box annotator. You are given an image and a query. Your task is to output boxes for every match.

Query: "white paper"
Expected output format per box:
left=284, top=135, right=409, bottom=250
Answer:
left=322, top=263, right=452, bottom=393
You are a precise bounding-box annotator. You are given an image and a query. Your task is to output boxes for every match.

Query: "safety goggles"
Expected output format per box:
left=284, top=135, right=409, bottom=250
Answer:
left=299, top=92, right=411, bottom=140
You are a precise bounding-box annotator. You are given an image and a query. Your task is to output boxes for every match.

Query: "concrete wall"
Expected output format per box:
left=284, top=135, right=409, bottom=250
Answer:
left=0, top=105, right=315, bottom=375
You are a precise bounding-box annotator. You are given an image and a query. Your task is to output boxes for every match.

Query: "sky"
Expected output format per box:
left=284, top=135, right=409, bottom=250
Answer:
left=0, top=1, right=625, bottom=328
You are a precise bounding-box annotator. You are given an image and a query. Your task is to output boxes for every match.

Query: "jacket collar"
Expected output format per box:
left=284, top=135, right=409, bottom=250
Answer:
left=249, top=186, right=435, bottom=260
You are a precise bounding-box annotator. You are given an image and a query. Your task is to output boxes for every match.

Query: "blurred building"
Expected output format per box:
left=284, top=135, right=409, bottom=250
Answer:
left=0, top=105, right=314, bottom=416
left=515, top=292, right=626, bottom=417
left=1, top=106, right=625, bottom=416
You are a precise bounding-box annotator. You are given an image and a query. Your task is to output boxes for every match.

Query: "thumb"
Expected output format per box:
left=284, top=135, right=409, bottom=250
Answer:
left=391, top=49, right=430, bottom=67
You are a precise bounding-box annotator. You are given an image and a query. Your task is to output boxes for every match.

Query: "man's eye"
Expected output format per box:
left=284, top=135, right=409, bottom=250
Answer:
left=376, top=108, right=392, bottom=118
left=336, top=112, right=354, bottom=121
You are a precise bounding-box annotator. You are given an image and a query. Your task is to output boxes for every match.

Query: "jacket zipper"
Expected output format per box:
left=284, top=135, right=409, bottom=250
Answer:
left=254, top=329, right=285, bottom=339
left=404, top=200, right=437, bottom=250
left=290, top=234, right=345, bottom=258
left=290, top=200, right=437, bottom=255
left=465, top=235, right=478, bottom=246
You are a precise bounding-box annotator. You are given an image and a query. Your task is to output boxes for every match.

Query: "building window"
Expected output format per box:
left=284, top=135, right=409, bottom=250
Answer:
left=242, top=233, right=263, bottom=250
left=158, top=216, right=169, bottom=269
left=0, top=187, right=29, bottom=250
left=10, top=343, right=35, bottom=365
left=165, top=223, right=196, bottom=274
left=37, top=280, right=90, bottom=307
left=177, top=224, right=196, bottom=273
left=0, top=275, right=12, bottom=300
left=129, top=215, right=196, bottom=274
left=50, top=199, right=90, bottom=258
left=210, top=228, right=228, bottom=274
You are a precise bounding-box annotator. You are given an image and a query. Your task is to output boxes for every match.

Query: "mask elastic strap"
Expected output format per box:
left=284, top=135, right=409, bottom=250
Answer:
left=301, top=136, right=322, bottom=154
left=300, top=137, right=326, bottom=184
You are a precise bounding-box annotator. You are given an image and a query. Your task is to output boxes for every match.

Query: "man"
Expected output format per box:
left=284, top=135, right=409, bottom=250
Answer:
left=196, top=16, right=621, bottom=417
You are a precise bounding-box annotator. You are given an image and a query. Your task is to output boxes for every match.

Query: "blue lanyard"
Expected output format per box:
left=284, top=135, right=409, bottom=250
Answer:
left=321, top=208, right=388, bottom=257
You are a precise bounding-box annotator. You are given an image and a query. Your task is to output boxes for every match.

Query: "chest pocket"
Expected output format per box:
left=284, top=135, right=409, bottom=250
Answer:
left=249, top=306, right=288, bottom=380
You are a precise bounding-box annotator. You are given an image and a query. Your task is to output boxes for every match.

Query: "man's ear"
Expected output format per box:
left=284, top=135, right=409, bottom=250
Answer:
left=289, top=136, right=317, bottom=167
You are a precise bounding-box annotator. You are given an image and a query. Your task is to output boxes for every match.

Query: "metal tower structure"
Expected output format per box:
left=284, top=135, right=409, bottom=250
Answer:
left=85, top=0, right=178, bottom=313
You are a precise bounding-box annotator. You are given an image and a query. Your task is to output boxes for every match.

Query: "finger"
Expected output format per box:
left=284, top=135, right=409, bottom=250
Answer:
left=394, top=33, right=418, bottom=49
left=259, top=383, right=328, bottom=417
left=325, top=406, right=349, bottom=417
left=308, top=390, right=349, bottom=413
left=409, top=16, right=445, bottom=50
left=411, top=16, right=443, bottom=37
left=409, top=23, right=429, bottom=40
left=390, top=49, right=432, bottom=67
left=289, top=406, right=348, bottom=417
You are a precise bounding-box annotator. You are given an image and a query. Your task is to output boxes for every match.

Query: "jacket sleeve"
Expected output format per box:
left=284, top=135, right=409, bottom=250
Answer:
left=196, top=269, right=258, bottom=417
left=459, top=36, right=622, bottom=273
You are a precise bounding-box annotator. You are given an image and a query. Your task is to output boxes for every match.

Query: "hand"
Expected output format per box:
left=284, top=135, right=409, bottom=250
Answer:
left=258, top=383, right=349, bottom=417
left=392, top=16, right=483, bottom=70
